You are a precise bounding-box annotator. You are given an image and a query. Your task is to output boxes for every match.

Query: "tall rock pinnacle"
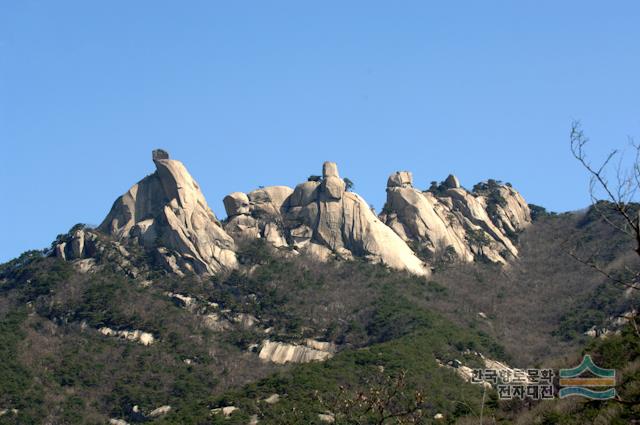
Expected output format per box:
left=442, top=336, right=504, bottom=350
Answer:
left=98, top=149, right=237, bottom=275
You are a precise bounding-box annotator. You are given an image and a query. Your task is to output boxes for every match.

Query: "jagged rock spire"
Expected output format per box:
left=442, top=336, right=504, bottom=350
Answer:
left=381, top=172, right=531, bottom=264
left=98, top=149, right=237, bottom=275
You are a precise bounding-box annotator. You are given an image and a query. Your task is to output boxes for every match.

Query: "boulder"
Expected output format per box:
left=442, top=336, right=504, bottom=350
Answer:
left=223, top=186, right=293, bottom=246
left=290, top=225, right=313, bottom=248
left=318, top=413, right=335, bottom=423
left=152, top=149, right=169, bottom=160
left=489, top=186, right=531, bottom=234
left=263, top=222, right=287, bottom=247
left=223, top=192, right=251, bottom=216
left=263, top=394, right=280, bottom=404
left=98, top=327, right=155, bottom=346
left=148, top=406, right=171, bottom=417
left=53, top=228, right=99, bottom=262
left=248, top=186, right=293, bottom=214
left=211, top=406, right=238, bottom=417
left=387, top=171, right=413, bottom=188
left=443, top=174, right=461, bottom=189
left=289, top=181, right=320, bottom=207
left=322, top=161, right=339, bottom=178
left=447, top=188, right=518, bottom=258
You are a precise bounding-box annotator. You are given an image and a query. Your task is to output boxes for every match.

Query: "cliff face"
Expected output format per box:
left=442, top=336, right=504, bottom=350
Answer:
left=53, top=150, right=531, bottom=276
left=380, top=172, right=531, bottom=264
left=94, top=149, right=238, bottom=276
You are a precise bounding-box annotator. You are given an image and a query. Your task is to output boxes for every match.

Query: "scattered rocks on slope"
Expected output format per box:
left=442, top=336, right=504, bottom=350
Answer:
left=148, top=405, right=172, bottom=418
left=436, top=354, right=529, bottom=387
left=381, top=172, right=531, bottom=264
left=318, top=412, right=336, bottom=423
left=52, top=225, right=142, bottom=277
left=262, top=394, right=280, bottom=404
left=211, top=406, right=238, bottom=417
left=584, top=309, right=637, bottom=339
left=98, top=327, right=155, bottom=346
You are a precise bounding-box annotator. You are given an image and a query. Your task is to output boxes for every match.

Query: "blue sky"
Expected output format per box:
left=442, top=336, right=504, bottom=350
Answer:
left=2, top=1, right=640, bottom=262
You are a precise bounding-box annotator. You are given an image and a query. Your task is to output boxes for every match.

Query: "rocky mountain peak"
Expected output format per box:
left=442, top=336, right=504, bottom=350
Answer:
left=224, top=162, right=430, bottom=276
left=381, top=172, right=531, bottom=264
left=52, top=152, right=531, bottom=277
left=62, top=150, right=238, bottom=276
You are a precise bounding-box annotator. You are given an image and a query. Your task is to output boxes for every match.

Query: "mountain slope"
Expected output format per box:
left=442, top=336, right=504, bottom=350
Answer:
left=2, top=150, right=639, bottom=424
left=2, top=206, right=638, bottom=424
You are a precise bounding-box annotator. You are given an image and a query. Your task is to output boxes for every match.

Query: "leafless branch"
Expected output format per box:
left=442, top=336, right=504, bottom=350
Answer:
left=569, top=121, right=640, bottom=292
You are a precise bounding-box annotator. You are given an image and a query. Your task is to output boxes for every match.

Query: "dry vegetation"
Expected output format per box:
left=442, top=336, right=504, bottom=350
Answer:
left=423, top=209, right=639, bottom=366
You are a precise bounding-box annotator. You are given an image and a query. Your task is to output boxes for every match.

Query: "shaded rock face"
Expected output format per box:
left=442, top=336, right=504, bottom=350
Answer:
left=223, top=162, right=430, bottom=276
left=98, top=150, right=238, bottom=275
left=381, top=173, right=531, bottom=264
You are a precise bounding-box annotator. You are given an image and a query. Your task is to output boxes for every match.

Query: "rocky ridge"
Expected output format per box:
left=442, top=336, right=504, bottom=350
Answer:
left=53, top=150, right=531, bottom=277
left=381, top=171, right=530, bottom=264
left=56, top=150, right=238, bottom=276
left=224, top=161, right=430, bottom=276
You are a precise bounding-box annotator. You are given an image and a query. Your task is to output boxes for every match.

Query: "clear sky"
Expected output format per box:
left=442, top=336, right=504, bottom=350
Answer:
left=2, top=1, right=640, bottom=262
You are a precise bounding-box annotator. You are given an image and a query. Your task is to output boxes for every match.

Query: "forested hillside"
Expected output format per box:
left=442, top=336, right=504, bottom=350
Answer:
left=1, top=204, right=639, bottom=424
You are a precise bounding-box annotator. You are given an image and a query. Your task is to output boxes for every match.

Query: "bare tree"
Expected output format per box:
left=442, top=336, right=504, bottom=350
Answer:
left=316, top=369, right=427, bottom=425
left=569, top=121, right=640, bottom=336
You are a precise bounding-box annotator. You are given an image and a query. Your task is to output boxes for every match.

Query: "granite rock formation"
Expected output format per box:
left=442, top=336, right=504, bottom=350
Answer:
left=52, top=150, right=530, bottom=277
left=94, top=150, right=238, bottom=275
left=223, top=162, right=430, bottom=276
left=381, top=172, right=530, bottom=264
